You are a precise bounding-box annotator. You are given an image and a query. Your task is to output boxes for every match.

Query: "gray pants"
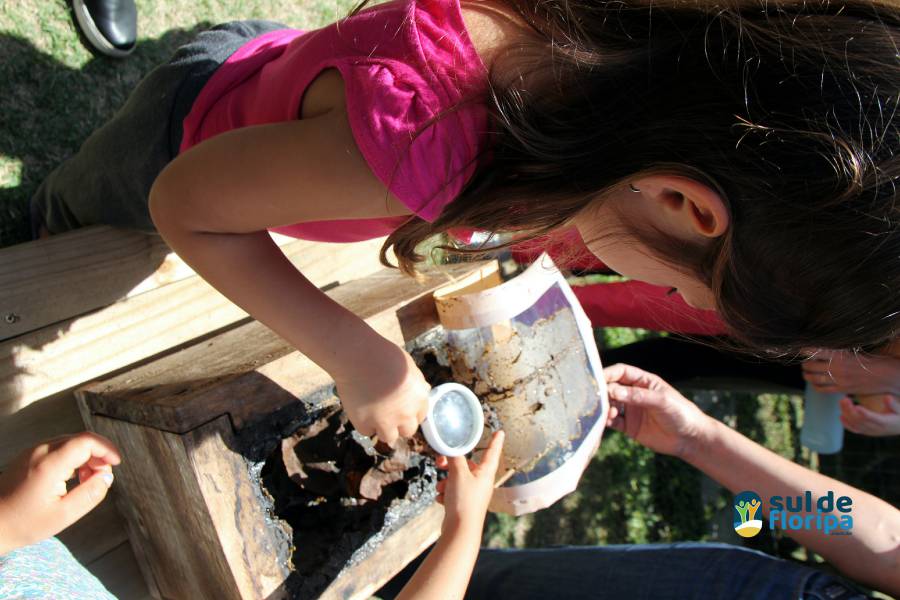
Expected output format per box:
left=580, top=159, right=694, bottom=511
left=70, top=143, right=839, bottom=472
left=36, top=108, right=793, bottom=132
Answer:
left=30, top=20, right=286, bottom=236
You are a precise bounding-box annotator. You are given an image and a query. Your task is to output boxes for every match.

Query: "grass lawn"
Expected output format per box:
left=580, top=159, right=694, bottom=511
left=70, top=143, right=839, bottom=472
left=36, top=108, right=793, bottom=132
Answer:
left=2, top=2, right=898, bottom=597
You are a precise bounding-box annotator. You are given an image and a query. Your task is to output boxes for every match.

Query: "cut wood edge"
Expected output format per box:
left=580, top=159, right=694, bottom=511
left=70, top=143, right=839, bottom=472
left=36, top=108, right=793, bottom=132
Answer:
left=75, top=263, right=487, bottom=433
left=1, top=236, right=386, bottom=415
left=320, top=502, right=444, bottom=600
left=0, top=226, right=317, bottom=341
left=85, top=541, right=153, bottom=600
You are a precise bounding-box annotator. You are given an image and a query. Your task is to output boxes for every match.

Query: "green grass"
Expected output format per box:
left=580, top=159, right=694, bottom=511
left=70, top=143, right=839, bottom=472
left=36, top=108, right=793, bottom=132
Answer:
left=0, top=0, right=358, bottom=247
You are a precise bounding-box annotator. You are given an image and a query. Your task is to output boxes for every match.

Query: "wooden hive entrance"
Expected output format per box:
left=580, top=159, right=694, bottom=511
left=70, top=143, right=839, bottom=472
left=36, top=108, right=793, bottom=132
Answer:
left=76, top=265, right=477, bottom=600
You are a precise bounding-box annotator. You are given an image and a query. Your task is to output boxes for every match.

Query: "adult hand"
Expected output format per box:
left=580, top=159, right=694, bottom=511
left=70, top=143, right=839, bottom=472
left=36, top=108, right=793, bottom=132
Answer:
left=802, top=349, right=900, bottom=396
left=334, top=339, right=430, bottom=447
left=603, top=363, right=714, bottom=458
left=840, top=396, right=900, bottom=437
left=0, top=432, right=121, bottom=555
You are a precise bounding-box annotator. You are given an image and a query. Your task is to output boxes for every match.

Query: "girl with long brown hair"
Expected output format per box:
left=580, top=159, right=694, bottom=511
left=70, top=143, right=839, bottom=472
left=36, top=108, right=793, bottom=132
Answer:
left=31, top=0, right=900, bottom=444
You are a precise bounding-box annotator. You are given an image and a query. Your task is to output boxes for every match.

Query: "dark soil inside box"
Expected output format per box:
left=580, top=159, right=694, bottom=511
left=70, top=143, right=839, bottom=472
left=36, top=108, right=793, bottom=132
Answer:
left=250, top=343, right=454, bottom=599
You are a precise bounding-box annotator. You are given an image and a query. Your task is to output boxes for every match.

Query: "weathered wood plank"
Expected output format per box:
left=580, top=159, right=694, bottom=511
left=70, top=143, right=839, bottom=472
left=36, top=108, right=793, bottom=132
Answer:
left=184, top=417, right=290, bottom=599
left=0, top=226, right=302, bottom=341
left=0, top=391, right=82, bottom=469
left=86, top=541, right=153, bottom=600
left=89, top=415, right=248, bottom=600
left=1, top=236, right=386, bottom=415
left=320, top=503, right=444, bottom=600
left=78, top=264, right=480, bottom=433
left=58, top=494, right=129, bottom=566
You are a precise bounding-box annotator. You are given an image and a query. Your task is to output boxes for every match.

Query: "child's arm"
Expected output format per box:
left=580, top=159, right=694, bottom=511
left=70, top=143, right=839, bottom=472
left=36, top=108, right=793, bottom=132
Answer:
left=0, top=433, right=121, bottom=555
left=397, top=430, right=505, bottom=600
left=604, top=364, right=900, bottom=597
left=149, top=73, right=429, bottom=444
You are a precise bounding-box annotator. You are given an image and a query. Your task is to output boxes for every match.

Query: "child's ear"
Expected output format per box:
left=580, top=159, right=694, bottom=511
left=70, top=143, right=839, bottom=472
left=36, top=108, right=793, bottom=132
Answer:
left=633, top=175, right=729, bottom=239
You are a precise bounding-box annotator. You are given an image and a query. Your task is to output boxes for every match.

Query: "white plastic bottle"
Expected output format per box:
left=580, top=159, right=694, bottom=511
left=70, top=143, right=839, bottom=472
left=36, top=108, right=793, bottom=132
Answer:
left=800, top=383, right=844, bottom=454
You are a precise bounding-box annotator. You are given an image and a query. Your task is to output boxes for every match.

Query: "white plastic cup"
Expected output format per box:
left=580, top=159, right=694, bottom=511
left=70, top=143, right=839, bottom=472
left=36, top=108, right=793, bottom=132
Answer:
left=421, top=383, right=484, bottom=457
left=800, top=383, right=844, bottom=454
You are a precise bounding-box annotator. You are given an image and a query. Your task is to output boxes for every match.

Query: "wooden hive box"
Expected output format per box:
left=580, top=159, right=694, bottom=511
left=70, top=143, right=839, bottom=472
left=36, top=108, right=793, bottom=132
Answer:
left=75, top=264, right=478, bottom=600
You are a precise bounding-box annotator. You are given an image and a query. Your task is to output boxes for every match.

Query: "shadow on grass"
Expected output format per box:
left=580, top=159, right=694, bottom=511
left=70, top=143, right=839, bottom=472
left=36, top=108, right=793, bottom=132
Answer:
left=0, top=23, right=212, bottom=247
left=0, top=23, right=215, bottom=441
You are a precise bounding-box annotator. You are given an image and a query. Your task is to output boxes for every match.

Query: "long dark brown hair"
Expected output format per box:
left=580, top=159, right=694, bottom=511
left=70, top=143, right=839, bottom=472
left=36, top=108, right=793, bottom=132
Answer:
left=369, top=0, right=900, bottom=355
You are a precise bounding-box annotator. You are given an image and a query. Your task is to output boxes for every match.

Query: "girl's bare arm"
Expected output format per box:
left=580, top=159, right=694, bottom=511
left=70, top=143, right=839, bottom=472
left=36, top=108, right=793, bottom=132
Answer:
left=149, top=75, right=428, bottom=443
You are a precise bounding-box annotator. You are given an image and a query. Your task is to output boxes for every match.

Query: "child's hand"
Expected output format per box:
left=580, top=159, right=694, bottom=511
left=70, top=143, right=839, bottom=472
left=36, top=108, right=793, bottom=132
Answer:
left=435, top=430, right=505, bottom=533
left=604, top=363, right=714, bottom=459
left=334, top=341, right=431, bottom=446
left=0, top=432, right=121, bottom=555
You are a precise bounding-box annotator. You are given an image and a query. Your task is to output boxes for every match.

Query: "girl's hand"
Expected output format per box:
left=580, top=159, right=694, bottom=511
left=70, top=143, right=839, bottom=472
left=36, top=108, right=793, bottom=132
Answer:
left=604, top=363, right=714, bottom=458
left=802, top=349, right=900, bottom=396
left=334, top=340, right=431, bottom=446
left=0, top=432, right=121, bottom=555
left=435, top=430, right=505, bottom=533
left=840, top=395, right=900, bottom=437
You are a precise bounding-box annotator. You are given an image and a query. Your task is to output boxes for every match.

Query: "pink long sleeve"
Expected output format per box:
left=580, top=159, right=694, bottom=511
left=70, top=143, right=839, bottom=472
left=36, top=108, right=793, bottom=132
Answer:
left=572, top=280, right=726, bottom=335
left=510, top=229, right=726, bottom=335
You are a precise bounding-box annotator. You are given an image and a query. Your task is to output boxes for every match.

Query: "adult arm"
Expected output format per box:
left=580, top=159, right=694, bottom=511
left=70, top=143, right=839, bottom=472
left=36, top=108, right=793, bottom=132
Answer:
left=604, top=364, right=900, bottom=596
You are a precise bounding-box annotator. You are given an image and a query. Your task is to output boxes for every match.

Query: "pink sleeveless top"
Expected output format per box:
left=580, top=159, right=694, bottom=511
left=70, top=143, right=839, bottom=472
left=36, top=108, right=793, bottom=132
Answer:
left=180, top=0, right=489, bottom=242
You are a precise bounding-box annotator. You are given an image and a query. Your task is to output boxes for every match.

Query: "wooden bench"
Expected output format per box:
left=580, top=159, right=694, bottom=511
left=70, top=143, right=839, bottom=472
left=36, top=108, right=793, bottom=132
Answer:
left=0, top=227, right=389, bottom=599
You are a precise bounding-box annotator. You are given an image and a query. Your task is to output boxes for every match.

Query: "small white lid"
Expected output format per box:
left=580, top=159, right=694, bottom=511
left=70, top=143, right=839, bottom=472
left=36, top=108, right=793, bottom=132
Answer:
left=421, top=383, right=484, bottom=457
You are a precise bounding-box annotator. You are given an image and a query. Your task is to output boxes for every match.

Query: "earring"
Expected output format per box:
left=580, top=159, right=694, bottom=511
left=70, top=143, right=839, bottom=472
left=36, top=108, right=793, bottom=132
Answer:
left=628, top=183, right=641, bottom=192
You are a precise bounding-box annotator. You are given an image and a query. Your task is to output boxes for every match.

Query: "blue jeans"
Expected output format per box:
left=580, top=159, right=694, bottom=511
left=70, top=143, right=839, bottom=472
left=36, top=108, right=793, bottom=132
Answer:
left=379, top=543, right=869, bottom=600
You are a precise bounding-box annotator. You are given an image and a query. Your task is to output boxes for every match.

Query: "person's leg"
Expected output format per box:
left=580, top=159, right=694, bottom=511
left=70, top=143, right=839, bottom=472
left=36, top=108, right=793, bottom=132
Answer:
left=464, top=543, right=817, bottom=600
left=0, top=537, right=115, bottom=599
left=379, top=543, right=868, bottom=600
left=29, top=20, right=288, bottom=237
left=601, top=336, right=805, bottom=392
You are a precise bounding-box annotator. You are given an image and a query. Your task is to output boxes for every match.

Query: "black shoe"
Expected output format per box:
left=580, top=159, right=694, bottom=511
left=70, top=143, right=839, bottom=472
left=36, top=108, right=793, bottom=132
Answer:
left=72, top=0, right=137, bottom=57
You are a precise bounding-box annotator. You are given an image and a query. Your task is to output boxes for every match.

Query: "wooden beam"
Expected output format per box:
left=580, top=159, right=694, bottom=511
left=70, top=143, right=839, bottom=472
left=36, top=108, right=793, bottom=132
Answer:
left=0, top=226, right=310, bottom=341
left=86, top=541, right=153, bottom=600
left=320, top=503, right=443, bottom=600
left=89, top=415, right=253, bottom=600
left=58, top=495, right=129, bottom=565
left=0, top=391, right=83, bottom=469
left=1, top=236, right=387, bottom=415
left=78, top=264, right=479, bottom=433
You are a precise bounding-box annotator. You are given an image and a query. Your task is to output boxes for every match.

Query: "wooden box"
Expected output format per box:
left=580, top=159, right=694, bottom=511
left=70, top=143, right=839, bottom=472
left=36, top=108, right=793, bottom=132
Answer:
left=75, top=265, right=475, bottom=600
